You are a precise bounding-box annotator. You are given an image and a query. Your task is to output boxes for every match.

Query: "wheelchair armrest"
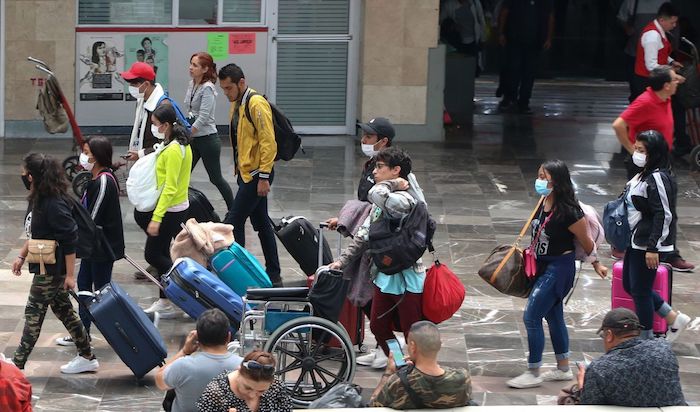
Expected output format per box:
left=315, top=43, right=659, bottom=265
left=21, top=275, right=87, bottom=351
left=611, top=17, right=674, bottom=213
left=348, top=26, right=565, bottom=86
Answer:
left=246, top=287, right=310, bottom=301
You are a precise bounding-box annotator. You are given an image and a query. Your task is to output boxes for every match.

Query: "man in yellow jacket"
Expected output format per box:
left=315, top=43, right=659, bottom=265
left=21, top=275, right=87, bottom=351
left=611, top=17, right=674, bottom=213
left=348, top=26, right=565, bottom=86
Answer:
left=218, top=63, right=282, bottom=287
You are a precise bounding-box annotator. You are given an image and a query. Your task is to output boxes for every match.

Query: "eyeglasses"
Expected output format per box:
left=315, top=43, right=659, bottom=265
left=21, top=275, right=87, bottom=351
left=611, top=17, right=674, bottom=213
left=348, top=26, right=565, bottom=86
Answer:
left=375, top=162, right=389, bottom=169
left=597, top=329, right=607, bottom=339
left=242, top=360, right=275, bottom=376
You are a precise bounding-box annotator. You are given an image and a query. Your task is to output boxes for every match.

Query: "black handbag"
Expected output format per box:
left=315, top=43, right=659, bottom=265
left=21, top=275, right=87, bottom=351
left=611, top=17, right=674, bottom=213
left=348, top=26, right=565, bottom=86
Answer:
left=309, top=268, right=349, bottom=323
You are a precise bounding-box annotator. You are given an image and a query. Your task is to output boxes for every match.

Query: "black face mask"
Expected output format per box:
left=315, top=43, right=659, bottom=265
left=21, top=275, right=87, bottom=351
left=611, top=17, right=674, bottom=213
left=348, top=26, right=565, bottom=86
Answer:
left=21, top=174, right=31, bottom=191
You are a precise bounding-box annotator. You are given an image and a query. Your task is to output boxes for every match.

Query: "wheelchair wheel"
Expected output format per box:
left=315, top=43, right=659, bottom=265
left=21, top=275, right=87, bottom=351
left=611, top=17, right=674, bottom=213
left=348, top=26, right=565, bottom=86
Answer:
left=264, top=316, right=356, bottom=408
left=62, top=155, right=81, bottom=180
left=72, top=171, right=92, bottom=197
left=690, top=146, right=700, bottom=171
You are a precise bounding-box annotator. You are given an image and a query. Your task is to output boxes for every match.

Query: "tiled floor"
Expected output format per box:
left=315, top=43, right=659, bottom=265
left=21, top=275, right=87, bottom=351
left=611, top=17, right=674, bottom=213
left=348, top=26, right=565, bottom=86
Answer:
left=1, top=78, right=699, bottom=410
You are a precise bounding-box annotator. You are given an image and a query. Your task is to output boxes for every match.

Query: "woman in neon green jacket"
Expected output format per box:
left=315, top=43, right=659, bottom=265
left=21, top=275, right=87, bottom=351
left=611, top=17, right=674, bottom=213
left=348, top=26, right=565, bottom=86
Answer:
left=135, top=103, right=193, bottom=318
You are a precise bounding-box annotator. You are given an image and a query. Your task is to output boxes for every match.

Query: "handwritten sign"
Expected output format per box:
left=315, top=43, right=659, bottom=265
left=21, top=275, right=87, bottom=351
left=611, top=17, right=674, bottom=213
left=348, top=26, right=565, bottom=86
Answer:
left=230, top=33, right=256, bottom=54
left=207, top=33, right=229, bottom=61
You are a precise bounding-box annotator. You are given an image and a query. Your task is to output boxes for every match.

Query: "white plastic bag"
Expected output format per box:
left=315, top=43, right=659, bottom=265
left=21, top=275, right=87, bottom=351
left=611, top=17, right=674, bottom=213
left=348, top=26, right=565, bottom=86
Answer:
left=126, top=144, right=163, bottom=212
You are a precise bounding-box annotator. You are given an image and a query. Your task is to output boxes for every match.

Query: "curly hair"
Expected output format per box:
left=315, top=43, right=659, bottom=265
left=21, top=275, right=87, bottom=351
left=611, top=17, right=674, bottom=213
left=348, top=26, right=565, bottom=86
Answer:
left=23, top=153, right=69, bottom=204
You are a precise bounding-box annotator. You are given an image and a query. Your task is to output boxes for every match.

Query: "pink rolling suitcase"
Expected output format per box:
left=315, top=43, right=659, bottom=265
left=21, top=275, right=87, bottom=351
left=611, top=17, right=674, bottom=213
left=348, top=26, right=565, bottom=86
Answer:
left=611, top=261, right=671, bottom=334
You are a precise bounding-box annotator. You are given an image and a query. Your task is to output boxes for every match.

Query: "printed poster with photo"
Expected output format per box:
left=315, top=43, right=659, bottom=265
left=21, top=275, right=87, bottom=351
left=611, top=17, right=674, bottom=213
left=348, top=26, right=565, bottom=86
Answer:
left=125, top=34, right=169, bottom=99
left=77, top=34, right=126, bottom=101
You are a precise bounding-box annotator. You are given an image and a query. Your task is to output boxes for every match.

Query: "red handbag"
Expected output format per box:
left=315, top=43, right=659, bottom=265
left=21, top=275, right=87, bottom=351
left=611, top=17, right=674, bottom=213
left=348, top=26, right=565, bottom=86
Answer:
left=423, top=248, right=465, bottom=324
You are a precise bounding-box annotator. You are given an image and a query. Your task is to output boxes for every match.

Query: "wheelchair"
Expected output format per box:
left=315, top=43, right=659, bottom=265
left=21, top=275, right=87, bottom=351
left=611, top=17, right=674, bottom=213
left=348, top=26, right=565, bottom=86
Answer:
left=236, top=284, right=357, bottom=408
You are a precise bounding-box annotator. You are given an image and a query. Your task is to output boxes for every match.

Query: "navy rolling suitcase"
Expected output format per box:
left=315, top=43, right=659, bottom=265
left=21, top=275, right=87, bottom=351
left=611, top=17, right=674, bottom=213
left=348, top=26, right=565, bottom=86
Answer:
left=71, top=281, right=167, bottom=379
left=163, top=257, right=245, bottom=331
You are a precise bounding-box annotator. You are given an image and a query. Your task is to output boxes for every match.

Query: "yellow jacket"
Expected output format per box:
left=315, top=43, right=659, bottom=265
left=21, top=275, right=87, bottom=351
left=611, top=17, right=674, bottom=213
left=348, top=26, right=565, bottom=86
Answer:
left=229, top=88, right=277, bottom=183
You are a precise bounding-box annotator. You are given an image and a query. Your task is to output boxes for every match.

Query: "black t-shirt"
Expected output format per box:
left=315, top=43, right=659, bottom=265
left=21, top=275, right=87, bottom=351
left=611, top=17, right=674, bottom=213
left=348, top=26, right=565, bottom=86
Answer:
left=503, top=0, right=553, bottom=46
left=530, top=206, right=583, bottom=257
left=357, top=157, right=376, bottom=202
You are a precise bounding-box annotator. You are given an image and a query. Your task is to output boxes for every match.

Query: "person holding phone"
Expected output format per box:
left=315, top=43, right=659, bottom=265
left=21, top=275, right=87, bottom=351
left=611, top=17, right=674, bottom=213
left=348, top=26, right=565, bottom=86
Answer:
left=370, top=321, right=472, bottom=409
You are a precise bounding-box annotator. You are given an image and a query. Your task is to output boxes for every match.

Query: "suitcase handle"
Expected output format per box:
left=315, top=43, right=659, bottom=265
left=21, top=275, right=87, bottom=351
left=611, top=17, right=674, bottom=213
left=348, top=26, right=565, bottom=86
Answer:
left=123, top=254, right=165, bottom=291
left=318, top=222, right=343, bottom=268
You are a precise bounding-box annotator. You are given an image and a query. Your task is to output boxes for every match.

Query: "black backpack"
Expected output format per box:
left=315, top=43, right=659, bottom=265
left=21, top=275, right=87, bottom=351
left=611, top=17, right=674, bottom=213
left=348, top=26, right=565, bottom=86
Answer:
left=368, top=201, right=436, bottom=275
left=244, top=92, right=302, bottom=161
left=66, top=196, right=115, bottom=261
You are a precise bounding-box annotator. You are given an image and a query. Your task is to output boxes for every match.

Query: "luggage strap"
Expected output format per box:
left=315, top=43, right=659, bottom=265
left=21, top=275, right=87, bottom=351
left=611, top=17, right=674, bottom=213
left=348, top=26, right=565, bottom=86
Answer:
left=398, top=366, right=425, bottom=409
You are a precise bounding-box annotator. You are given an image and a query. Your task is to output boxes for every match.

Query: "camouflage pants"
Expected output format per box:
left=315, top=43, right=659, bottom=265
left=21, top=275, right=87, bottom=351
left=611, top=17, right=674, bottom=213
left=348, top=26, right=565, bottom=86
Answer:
left=13, top=272, right=91, bottom=369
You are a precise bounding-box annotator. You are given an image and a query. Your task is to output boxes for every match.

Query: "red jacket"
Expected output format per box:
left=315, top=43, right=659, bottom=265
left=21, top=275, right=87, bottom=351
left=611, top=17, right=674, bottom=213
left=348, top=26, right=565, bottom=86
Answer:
left=0, top=361, right=32, bottom=412
left=635, top=21, right=671, bottom=77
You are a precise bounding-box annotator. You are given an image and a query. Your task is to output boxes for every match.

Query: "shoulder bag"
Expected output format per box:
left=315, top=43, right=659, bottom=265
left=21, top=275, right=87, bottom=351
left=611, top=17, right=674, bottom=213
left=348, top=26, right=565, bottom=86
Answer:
left=477, top=196, right=545, bottom=298
left=27, top=239, right=57, bottom=275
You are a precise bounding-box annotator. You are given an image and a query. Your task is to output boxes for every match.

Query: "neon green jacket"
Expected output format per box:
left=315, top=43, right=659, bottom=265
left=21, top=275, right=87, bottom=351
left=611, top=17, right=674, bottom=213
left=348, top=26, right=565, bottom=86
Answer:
left=153, top=142, right=192, bottom=222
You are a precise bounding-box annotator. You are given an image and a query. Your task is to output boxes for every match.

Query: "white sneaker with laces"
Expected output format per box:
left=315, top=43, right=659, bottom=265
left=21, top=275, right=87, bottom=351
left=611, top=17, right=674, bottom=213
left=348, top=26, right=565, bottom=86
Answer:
left=540, top=369, right=574, bottom=382
left=507, top=371, right=543, bottom=389
left=55, top=336, right=74, bottom=346
left=60, top=355, right=99, bottom=374
left=144, top=299, right=180, bottom=319
left=666, top=312, right=691, bottom=343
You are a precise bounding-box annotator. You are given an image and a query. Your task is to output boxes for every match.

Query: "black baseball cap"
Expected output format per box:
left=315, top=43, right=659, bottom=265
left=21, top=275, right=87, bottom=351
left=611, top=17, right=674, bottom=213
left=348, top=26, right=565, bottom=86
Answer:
left=597, top=308, right=642, bottom=334
left=358, top=117, right=395, bottom=141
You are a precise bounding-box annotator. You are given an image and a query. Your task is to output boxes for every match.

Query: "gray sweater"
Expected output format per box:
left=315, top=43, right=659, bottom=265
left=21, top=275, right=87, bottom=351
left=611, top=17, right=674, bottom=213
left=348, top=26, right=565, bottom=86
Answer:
left=184, top=80, right=218, bottom=137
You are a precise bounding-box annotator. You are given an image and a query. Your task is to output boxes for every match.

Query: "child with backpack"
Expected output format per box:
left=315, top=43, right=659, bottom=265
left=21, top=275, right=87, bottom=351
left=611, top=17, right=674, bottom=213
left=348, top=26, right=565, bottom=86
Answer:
left=56, top=137, right=125, bottom=346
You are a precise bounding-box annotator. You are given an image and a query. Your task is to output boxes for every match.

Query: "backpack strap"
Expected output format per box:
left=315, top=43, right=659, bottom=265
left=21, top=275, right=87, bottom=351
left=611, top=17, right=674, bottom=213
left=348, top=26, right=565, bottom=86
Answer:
left=157, top=95, right=192, bottom=130
left=244, top=91, right=259, bottom=132
left=397, top=366, right=425, bottom=409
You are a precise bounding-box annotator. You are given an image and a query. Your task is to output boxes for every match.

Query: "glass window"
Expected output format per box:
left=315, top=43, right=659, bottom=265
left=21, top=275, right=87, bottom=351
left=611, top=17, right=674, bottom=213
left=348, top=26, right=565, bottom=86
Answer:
left=79, top=0, right=173, bottom=25
left=179, top=0, right=218, bottom=25
left=222, top=0, right=263, bottom=23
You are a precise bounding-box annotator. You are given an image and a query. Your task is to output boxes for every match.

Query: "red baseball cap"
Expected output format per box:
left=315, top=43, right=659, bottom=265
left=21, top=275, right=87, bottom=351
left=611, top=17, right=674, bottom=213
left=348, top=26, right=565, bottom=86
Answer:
left=121, top=62, right=155, bottom=82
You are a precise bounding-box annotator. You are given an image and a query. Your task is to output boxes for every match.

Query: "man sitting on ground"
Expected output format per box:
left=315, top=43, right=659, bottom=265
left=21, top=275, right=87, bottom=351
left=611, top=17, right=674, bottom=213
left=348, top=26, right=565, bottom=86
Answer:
left=370, top=320, right=472, bottom=409
left=156, top=309, right=243, bottom=412
left=578, top=308, right=686, bottom=406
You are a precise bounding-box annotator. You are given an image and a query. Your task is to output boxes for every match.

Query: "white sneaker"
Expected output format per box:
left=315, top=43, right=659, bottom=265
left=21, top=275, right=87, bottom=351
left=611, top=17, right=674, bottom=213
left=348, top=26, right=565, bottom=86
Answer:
left=55, top=336, right=74, bottom=346
left=666, top=312, right=692, bottom=343
left=356, top=349, right=379, bottom=366
left=60, top=355, right=99, bottom=374
left=144, top=299, right=180, bottom=319
left=507, top=371, right=543, bottom=389
left=540, top=369, right=574, bottom=382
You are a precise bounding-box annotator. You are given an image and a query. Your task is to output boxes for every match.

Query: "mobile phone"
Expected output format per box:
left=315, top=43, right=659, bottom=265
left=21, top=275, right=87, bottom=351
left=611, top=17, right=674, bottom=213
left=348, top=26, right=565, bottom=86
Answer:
left=386, top=339, right=406, bottom=368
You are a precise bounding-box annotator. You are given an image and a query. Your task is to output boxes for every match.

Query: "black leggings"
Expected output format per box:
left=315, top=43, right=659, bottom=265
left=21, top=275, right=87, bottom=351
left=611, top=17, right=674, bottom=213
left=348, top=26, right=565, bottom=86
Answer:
left=134, top=209, right=188, bottom=298
left=191, top=133, right=235, bottom=209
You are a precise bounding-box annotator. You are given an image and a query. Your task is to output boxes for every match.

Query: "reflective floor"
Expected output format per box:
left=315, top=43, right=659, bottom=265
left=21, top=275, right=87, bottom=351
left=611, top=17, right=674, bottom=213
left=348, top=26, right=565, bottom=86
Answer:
left=1, top=78, right=699, bottom=410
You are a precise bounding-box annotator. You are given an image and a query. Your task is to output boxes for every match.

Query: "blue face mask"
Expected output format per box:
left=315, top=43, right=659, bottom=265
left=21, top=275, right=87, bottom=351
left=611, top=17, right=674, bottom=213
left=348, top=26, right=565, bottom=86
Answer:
left=535, top=178, right=552, bottom=196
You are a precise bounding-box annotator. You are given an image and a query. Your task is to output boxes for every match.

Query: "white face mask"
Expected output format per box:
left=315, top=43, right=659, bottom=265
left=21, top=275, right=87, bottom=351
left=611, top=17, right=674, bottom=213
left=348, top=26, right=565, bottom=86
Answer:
left=632, top=151, right=647, bottom=168
left=151, top=124, right=166, bottom=140
left=129, top=84, right=144, bottom=99
left=79, top=152, right=94, bottom=171
left=361, top=143, right=378, bottom=158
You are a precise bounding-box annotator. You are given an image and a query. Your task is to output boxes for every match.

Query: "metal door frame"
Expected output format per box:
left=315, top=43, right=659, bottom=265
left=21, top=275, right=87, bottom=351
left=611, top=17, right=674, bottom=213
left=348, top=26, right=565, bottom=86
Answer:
left=265, top=0, right=360, bottom=135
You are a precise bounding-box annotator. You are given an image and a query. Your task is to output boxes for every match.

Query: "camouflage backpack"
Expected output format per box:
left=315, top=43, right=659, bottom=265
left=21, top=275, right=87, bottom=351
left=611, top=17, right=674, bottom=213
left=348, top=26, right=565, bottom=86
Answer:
left=36, top=76, right=69, bottom=134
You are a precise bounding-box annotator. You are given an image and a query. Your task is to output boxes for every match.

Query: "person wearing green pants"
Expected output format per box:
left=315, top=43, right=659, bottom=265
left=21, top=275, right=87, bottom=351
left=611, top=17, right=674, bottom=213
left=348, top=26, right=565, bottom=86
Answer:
left=185, top=51, right=234, bottom=209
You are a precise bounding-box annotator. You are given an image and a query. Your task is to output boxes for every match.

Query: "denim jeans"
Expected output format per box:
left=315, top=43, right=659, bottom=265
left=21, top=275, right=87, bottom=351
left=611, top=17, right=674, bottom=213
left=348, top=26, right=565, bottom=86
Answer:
left=77, top=259, right=114, bottom=334
left=224, top=172, right=281, bottom=282
left=622, top=248, right=672, bottom=338
left=523, top=254, right=574, bottom=368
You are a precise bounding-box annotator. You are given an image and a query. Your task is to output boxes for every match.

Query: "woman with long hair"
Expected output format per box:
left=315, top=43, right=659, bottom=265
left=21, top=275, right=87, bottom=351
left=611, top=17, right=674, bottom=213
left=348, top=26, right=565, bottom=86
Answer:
left=135, top=104, right=193, bottom=318
left=55, top=137, right=125, bottom=347
left=11, top=154, right=98, bottom=374
left=622, top=130, right=690, bottom=341
left=197, top=351, right=292, bottom=412
left=508, top=159, right=607, bottom=389
left=184, top=51, right=234, bottom=209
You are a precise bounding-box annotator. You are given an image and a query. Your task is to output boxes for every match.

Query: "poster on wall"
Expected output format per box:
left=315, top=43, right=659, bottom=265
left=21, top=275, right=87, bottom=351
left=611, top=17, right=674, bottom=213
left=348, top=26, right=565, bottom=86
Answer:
left=78, top=35, right=126, bottom=101
left=125, top=34, right=169, bottom=99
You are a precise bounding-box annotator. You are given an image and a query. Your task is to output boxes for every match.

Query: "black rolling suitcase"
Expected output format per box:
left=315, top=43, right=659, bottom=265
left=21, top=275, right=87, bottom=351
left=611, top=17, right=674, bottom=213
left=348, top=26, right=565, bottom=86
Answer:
left=70, top=269, right=167, bottom=379
left=272, top=216, right=333, bottom=275
left=188, top=187, right=220, bottom=223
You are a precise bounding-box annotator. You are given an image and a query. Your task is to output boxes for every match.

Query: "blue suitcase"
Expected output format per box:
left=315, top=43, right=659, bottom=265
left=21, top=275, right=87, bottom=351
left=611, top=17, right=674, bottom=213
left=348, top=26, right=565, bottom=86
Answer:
left=164, top=257, right=245, bottom=331
left=74, top=282, right=167, bottom=379
left=209, top=243, right=272, bottom=296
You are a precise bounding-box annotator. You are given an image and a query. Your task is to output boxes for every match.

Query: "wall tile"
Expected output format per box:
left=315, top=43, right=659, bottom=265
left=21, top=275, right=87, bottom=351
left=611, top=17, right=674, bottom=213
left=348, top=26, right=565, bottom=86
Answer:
left=400, top=47, right=428, bottom=86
